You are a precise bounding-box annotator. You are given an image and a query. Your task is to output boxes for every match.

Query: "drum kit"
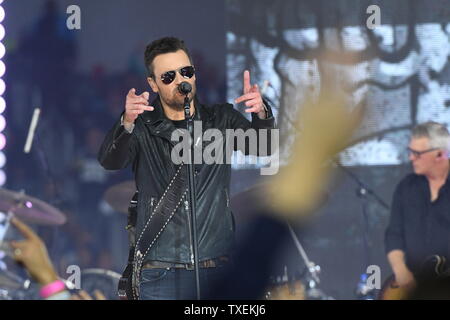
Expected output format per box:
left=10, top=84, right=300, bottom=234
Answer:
left=231, top=183, right=334, bottom=300
left=0, top=188, right=121, bottom=300
left=262, top=244, right=333, bottom=300
left=0, top=179, right=334, bottom=300
left=0, top=188, right=65, bottom=299
left=264, top=224, right=333, bottom=300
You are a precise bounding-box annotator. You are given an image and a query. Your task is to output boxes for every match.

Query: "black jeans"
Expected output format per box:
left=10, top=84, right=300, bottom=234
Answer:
left=139, top=266, right=226, bottom=300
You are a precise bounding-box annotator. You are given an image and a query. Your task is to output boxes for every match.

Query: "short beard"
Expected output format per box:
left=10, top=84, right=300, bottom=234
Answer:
left=162, top=88, right=196, bottom=111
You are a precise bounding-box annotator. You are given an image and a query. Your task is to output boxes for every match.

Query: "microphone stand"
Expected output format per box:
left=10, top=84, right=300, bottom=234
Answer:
left=333, top=160, right=389, bottom=210
left=33, top=124, right=65, bottom=265
left=332, top=160, right=389, bottom=299
left=184, top=94, right=201, bottom=300
left=26, top=89, right=64, bottom=261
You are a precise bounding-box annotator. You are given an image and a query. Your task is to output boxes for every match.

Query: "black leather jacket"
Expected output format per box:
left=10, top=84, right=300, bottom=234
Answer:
left=98, top=96, right=276, bottom=264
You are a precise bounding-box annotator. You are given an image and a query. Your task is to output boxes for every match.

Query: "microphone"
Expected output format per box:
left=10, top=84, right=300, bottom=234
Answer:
left=178, top=82, right=192, bottom=95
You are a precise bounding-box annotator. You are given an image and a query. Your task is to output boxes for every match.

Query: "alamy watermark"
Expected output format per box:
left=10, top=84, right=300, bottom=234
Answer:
left=66, top=5, right=81, bottom=30
left=64, top=4, right=380, bottom=31
left=66, top=264, right=81, bottom=289
left=365, top=265, right=381, bottom=290
left=366, top=5, right=381, bottom=30
left=170, top=121, right=279, bottom=175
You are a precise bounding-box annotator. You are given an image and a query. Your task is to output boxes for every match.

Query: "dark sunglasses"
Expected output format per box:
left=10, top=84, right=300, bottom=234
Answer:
left=158, top=66, right=195, bottom=85
left=407, top=147, right=439, bottom=158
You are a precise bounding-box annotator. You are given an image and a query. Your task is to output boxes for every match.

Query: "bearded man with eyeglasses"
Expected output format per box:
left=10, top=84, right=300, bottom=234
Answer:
left=384, top=121, right=450, bottom=296
left=98, top=37, right=276, bottom=300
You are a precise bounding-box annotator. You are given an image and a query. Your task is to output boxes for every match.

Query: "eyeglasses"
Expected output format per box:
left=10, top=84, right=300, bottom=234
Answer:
left=407, top=147, right=439, bottom=158
left=158, top=66, right=195, bottom=85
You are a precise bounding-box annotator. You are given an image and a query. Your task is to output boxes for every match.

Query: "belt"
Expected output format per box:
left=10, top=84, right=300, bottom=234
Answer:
left=142, top=256, right=229, bottom=270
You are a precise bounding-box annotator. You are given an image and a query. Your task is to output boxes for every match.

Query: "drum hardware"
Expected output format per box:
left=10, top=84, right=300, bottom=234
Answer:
left=265, top=265, right=306, bottom=300
left=230, top=183, right=332, bottom=300
left=287, top=223, right=333, bottom=300
left=0, top=262, right=33, bottom=300
left=0, top=188, right=66, bottom=299
left=0, top=210, right=33, bottom=300
left=78, top=268, right=121, bottom=300
left=0, top=268, right=30, bottom=291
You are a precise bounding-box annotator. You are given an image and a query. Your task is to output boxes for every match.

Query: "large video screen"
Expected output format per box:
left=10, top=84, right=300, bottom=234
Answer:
left=226, top=0, right=450, bottom=166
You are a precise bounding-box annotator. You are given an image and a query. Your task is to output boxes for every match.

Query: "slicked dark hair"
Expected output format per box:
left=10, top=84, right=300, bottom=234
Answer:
left=144, top=37, right=193, bottom=78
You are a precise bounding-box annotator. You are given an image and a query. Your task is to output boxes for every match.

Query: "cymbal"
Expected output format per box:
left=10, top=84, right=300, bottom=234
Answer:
left=103, top=181, right=136, bottom=214
left=0, top=189, right=66, bottom=225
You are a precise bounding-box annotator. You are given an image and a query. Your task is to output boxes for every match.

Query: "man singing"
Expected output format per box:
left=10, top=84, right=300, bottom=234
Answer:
left=98, top=37, right=276, bottom=300
left=385, top=122, right=450, bottom=293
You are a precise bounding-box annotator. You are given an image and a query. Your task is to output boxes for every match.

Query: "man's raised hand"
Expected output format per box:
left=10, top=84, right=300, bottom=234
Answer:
left=234, top=70, right=265, bottom=118
left=123, top=89, right=154, bottom=125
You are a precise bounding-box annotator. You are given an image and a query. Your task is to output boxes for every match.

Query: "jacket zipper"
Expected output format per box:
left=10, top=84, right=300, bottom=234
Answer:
left=185, top=198, right=195, bottom=264
left=225, top=188, right=230, bottom=207
left=150, top=197, right=156, bottom=215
